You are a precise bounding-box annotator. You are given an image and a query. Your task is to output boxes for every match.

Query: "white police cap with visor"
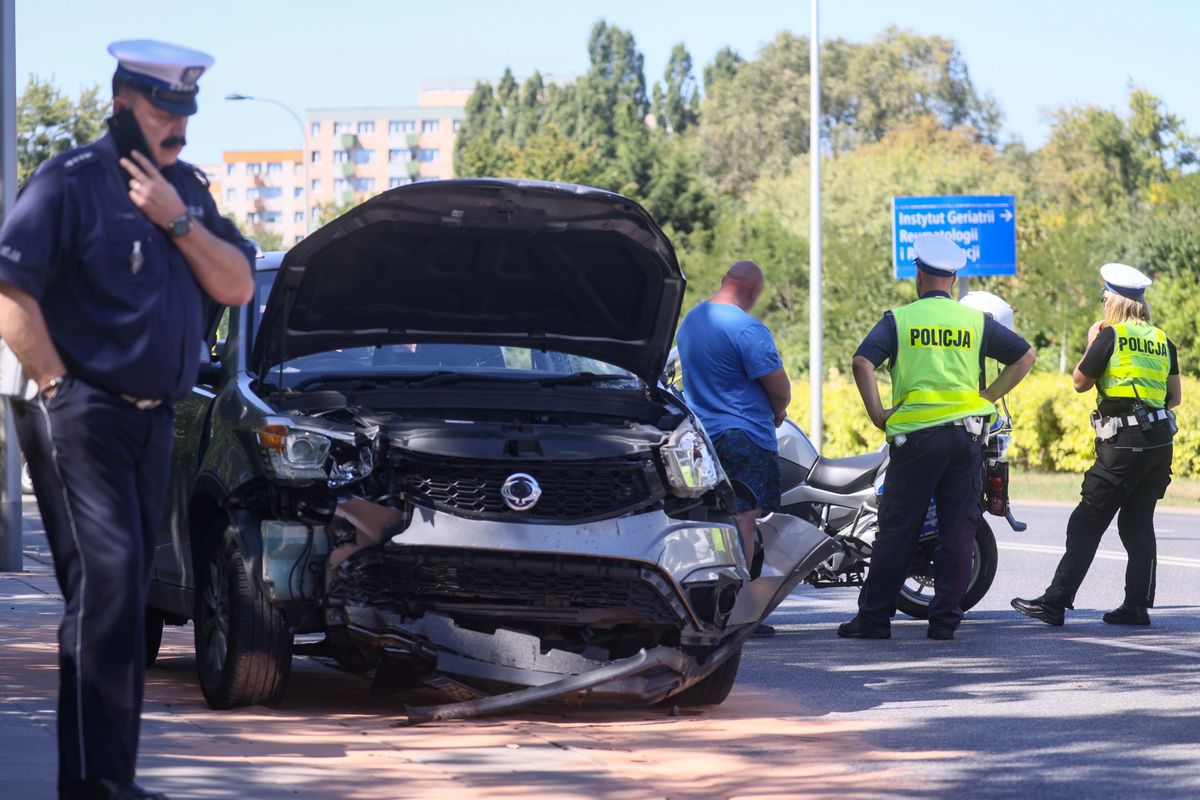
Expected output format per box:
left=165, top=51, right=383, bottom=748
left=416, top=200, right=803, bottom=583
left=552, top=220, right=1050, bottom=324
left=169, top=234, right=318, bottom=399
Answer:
left=912, top=233, right=967, bottom=278
left=107, top=39, right=214, bottom=117
left=1099, top=262, right=1152, bottom=300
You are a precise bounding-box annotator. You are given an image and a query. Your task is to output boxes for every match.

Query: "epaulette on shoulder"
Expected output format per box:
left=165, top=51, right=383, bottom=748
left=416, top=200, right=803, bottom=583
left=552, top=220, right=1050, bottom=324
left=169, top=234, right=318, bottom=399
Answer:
left=61, top=144, right=101, bottom=174
left=178, top=159, right=210, bottom=188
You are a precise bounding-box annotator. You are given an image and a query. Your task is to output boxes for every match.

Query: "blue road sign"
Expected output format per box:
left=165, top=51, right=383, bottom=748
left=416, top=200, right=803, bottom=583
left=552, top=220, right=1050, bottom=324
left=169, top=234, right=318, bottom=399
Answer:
left=892, top=194, right=1017, bottom=278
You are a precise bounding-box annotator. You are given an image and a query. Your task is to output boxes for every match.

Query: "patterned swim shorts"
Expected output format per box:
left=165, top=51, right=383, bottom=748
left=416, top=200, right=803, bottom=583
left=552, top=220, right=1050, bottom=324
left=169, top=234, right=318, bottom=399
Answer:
left=711, top=428, right=782, bottom=513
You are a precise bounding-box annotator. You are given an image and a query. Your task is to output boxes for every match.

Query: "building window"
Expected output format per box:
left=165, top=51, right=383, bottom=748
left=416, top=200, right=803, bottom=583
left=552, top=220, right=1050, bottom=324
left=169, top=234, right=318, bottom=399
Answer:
left=266, top=162, right=282, bottom=175
left=421, top=119, right=440, bottom=133
left=389, top=119, right=415, bottom=134
left=261, top=212, right=281, bottom=224
left=246, top=212, right=259, bottom=224
left=292, top=162, right=303, bottom=175
left=354, top=177, right=376, bottom=192
left=333, top=150, right=349, bottom=164
left=294, top=234, right=304, bottom=244
left=453, top=119, right=463, bottom=133
left=310, top=150, right=321, bottom=164
left=333, top=121, right=351, bottom=134
left=388, top=148, right=411, bottom=163
left=246, top=188, right=260, bottom=200
left=416, top=176, right=438, bottom=183
left=310, top=206, right=320, bottom=221
left=419, top=148, right=439, bottom=163
left=261, top=186, right=283, bottom=199
left=357, top=120, right=375, bottom=134
left=351, top=149, right=375, bottom=164
left=310, top=121, right=320, bottom=137
left=389, top=177, right=411, bottom=189
left=294, top=211, right=304, bottom=223
left=333, top=178, right=350, bottom=194
left=225, top=163, right=236, bottom=176
left=246, top=162, right=262, bottom=175
left=311, top=179, right=321, bottom=192
left=293, top=186, right=303, bottom=198
left=224, top=188, right=235, bottom=202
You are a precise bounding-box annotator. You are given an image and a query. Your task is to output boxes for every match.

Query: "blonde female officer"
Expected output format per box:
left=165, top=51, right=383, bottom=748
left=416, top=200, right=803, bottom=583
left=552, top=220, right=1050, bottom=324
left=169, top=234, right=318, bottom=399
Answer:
left=1013, top=263, right=1181, bottom=626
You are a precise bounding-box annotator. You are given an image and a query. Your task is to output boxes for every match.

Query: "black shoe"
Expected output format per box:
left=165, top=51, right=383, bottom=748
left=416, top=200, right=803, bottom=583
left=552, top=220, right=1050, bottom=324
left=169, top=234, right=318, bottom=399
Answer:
left=927, top=627, right=955, bottom=640
left=60, top=779, right=168, bottom=800
left=1011, top=596, right=1065, bottom=626
left=751, top=623, right=776, bottom=639
left=837, top=617, right=891, bottom=639
left=1103, top=604, right=1151, bottom=626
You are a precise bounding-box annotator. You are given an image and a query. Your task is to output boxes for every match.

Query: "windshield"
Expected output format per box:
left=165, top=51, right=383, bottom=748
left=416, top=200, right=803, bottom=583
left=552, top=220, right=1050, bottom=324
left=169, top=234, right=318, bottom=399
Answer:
left=251, top=269, right=637, bottom=388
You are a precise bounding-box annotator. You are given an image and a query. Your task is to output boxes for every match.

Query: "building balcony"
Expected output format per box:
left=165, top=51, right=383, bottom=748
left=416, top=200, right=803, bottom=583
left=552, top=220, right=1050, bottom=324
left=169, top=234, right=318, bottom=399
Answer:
left=406, top=133, right=419, bottom=148
left=406, top=161, right=420, bottom=178
left=341, top=133, right=358, bottom=149
left=340, top=190, right=355, bottom=206
left=340, top=162, right=355, bottom=177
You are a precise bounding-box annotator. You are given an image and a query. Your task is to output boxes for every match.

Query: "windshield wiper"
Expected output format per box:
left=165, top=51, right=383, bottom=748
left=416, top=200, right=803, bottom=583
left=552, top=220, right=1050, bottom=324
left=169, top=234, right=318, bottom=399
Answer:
left=532, top=372, right=638, bottom=387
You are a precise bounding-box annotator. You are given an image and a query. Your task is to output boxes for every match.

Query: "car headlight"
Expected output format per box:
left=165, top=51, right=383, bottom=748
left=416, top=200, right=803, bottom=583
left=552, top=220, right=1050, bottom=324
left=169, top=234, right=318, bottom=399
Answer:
left=662, top=419, right=721, bottom=497
left=257, top=423, right=332, bottom=482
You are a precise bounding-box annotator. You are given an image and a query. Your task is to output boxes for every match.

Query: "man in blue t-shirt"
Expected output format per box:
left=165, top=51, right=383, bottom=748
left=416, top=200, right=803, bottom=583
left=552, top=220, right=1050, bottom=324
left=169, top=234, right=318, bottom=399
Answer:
left=677, top=260, right=791, bottom=569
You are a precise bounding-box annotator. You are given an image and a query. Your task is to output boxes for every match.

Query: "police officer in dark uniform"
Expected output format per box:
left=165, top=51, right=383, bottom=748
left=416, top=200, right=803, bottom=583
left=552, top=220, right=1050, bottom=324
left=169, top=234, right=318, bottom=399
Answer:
left=0, top=40, right=255, bottom=800
left=1013, top=263, right=1181, bottom=627
left=838, top=234, right=1036, bottom=640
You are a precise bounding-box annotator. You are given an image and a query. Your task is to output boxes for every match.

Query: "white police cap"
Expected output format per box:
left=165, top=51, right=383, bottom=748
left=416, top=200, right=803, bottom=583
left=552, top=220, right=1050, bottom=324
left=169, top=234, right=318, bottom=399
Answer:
left=1100, top=262, right=1152, bottom=299
left=108, top=39, right=214, bottom=116
left=960, top=291, right=1015, bottom=331
left=913, top=233, right=967, bottom=277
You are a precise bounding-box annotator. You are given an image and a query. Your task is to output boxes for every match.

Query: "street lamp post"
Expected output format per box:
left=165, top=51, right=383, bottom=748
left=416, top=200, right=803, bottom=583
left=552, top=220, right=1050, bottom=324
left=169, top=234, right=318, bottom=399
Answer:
left=809, top=0, right=823, bottom=447
left=225, top=93, right=311, bottom=235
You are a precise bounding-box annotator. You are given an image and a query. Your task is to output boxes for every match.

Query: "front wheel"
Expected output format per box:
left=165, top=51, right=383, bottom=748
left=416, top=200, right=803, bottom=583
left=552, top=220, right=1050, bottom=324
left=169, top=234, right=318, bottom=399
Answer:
left=193, top=523, right=293, bottom=709
left=666, top=647, right=742, bottom=708
left=894, top=518, right=998, bottom=620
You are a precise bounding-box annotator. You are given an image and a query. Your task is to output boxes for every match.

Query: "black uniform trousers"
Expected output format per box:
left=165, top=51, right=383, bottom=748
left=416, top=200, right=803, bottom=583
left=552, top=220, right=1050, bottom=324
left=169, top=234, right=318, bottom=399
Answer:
left=858, top=424, right=984, bottom=631
left=1044, top=425, right=1173, bottom=609
left=13, top=376, right=172, bottom=784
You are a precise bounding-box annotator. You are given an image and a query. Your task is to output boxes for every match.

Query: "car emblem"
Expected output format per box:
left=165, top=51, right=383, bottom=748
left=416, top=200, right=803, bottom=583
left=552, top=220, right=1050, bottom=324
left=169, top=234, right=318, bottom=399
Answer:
left=500, top=472, right=541, bottom=512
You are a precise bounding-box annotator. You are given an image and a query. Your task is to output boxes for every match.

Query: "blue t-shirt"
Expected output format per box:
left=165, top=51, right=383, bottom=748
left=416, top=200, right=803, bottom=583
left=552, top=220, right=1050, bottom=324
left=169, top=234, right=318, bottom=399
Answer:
left=676, top=301, right=783, bottom=452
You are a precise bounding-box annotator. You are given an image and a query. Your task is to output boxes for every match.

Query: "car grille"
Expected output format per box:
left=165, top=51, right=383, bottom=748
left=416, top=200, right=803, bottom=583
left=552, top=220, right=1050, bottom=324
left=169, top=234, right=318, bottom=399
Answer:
left=334, top=548, right=689, bottom=628
left=395, top=454, right=657, bottom=522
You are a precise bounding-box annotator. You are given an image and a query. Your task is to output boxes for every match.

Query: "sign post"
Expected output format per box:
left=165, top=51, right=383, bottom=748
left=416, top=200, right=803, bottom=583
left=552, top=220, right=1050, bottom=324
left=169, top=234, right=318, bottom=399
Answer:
left=892, top=194, right=1017, bottom=281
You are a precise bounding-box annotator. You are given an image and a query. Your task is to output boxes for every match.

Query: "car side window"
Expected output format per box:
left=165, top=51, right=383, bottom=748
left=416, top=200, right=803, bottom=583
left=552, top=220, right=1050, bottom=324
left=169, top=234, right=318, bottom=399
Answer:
left=211, top=307, right=231, bottom=362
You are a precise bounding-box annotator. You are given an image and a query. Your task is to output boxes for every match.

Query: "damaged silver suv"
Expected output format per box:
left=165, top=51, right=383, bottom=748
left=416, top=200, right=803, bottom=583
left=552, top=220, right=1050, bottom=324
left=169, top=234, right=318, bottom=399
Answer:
left=146, top=179, right=837, bottom=719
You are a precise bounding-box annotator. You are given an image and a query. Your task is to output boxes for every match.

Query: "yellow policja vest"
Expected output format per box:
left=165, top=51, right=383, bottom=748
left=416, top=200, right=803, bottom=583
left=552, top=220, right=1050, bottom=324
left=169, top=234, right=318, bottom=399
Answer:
left=1098, top=321, right=1170, bottom=408
left=886, top=297, right=997, bottom=437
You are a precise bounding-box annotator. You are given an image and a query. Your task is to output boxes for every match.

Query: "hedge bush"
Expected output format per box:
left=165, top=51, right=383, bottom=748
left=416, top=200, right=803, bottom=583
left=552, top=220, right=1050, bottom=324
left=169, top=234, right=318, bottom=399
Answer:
left=787, top=372, right=1200, bottom=477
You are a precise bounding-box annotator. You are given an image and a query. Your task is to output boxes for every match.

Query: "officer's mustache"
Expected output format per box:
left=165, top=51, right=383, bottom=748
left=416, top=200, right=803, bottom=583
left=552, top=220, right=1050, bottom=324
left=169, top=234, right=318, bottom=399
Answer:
left=161, top=135, right=187, bottom=150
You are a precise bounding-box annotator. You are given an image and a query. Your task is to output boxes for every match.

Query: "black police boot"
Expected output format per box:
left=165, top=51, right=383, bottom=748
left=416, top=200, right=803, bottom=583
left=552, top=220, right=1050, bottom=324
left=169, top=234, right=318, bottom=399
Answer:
left=60, top=779, right=168, bottom=800
left=1011, top=596, right=1065, bottom=626
left=1103, top=604, right=1151, bottom=626
left=836, top=616, right=891, bottom=639
left=927, top=626, right=955, bottom=640
left=752, top=623, right=777, bottom=639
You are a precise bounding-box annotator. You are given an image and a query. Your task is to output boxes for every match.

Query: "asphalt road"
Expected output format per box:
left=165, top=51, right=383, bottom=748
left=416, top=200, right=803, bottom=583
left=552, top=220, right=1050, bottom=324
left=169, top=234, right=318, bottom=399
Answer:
left=745, top=500, right=1200, bottom=800
left=4, top=499, right=1198, bottom=799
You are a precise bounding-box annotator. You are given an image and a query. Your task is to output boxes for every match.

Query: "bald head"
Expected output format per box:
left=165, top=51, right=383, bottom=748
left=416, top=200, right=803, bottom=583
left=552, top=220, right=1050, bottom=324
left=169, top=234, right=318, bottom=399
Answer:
left=714, top=260, right=766, bottom=312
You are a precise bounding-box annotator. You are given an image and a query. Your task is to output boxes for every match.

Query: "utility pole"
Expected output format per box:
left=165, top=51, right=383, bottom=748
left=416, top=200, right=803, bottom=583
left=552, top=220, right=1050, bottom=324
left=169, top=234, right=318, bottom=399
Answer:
left=809, top=0, right=823, bottom=448
left=0, top=0, right=22, bottom=572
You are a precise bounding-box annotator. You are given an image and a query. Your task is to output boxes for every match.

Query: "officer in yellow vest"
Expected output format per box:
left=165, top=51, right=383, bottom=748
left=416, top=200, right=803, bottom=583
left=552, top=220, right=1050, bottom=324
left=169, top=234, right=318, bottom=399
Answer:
left=1013, top=263, right=1181, bottom=627
left=839, top=234, right=1036, bottom=640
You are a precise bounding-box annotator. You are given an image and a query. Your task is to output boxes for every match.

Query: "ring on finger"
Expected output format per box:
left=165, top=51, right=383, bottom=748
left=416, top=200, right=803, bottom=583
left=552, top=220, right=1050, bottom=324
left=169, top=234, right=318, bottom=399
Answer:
left=131, top=179, right=142, bottom=191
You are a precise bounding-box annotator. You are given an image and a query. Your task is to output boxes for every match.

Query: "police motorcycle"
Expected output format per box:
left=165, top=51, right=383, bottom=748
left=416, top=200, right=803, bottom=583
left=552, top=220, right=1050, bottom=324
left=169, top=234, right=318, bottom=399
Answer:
left=664, top=291, right=1026, bottom=619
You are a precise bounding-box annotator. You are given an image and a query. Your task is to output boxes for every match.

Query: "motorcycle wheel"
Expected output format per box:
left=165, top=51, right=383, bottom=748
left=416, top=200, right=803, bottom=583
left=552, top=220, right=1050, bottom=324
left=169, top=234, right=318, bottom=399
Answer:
left=894, top=518, right=998, bottom=620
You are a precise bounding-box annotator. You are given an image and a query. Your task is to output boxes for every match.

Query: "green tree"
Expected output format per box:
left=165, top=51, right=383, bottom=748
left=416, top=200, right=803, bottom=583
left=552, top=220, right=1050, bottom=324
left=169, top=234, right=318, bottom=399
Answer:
left=703, top=46, right=743, bottom=92
left=653, top=44, right=699, bottom=134
left=497, top=124, right=603, bottom=185
left=17, top=76, right=107, bottom=183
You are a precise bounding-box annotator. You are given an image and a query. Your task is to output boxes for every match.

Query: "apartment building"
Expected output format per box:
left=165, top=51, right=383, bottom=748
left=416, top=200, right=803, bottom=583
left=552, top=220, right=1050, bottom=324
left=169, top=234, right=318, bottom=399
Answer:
left=206, top=149, right=307, bottom=245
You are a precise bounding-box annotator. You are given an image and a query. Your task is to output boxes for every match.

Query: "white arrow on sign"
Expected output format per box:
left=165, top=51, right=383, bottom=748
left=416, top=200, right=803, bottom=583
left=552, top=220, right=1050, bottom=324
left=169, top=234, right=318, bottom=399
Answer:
left=1001, top=209, right=1014, bottom=222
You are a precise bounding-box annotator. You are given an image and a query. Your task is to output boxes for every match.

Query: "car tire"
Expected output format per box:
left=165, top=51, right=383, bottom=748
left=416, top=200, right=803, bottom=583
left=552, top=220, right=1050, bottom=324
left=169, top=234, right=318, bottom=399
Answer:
left=194, top=523, right=292, bottom=709
left=667, top=646, right=742, bottom=708
left=145, top=607, right=165, bottom=668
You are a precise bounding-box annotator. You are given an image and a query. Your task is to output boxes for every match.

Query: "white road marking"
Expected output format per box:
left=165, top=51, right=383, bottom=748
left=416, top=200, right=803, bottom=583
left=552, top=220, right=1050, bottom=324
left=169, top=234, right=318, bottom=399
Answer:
left=1072, top=637, right=1200, bottom=660
left=997, top=541, right=1200, bottom=569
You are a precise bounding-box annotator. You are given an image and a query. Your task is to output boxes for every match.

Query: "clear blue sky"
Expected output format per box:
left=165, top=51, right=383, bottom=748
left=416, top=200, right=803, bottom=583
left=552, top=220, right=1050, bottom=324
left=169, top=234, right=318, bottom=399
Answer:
left=15, top=0, right=1200, bottom=165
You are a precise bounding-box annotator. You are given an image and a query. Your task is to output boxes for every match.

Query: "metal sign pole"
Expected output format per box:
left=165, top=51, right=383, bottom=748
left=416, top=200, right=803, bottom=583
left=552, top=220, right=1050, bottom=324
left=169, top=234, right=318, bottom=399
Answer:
left=0, top=0, right=22, bottom=572
left=808, top=0, right=823, bottom=447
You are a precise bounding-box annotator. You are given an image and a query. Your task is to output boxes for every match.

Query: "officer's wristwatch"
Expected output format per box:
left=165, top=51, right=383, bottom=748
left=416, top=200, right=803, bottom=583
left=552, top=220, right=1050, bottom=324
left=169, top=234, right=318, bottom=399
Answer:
left=167, top=213, right=194, bottom=239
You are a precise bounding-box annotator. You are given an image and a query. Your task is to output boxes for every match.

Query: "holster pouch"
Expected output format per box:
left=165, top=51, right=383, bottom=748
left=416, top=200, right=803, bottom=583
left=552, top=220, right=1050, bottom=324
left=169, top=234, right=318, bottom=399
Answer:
left=1167, top=409, right=1179, bottom=436
left=1091, top=410, right=1118, bottom=441
left=962, top=415, right=989, bottom=445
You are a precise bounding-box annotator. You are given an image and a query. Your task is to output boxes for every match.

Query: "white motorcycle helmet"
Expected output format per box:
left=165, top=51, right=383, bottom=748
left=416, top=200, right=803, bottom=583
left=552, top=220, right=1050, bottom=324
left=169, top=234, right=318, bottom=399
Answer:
left=960, top=290, right=1015, bottom=331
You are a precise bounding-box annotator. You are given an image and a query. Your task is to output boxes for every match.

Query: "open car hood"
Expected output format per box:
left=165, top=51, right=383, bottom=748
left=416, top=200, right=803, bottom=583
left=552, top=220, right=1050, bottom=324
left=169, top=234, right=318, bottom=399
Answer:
left=252, top=179, right=686, bottom=384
